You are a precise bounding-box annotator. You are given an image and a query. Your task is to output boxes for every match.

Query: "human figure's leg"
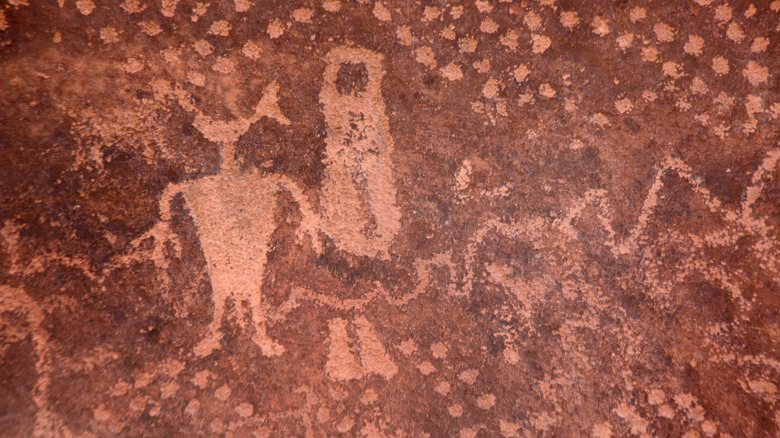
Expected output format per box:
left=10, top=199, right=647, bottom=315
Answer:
left=194, top=292, right=226, bottom=357
left=250, top=293, right=285, bottom=356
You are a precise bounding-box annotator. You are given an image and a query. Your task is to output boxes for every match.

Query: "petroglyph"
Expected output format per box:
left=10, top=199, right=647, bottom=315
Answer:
left=4, top=1, right=780, bottom=434
left=0, top=286, right=70, bottom=438
left=150, top=82, right=320, bottom=357
left=319, top=47, right=402, bottom=259
left=325, top=316, right=397, bottom=381
left=325, top=318, right=362, bottom=381
left=464, top=150, right=780, bottom=316
left=138, top=46, right=410, bottom=358
left=163, top=173, right=318, bottom=357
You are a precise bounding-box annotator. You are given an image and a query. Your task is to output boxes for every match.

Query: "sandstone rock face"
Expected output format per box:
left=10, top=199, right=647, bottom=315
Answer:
left=1, top=1, right=780, bottom=437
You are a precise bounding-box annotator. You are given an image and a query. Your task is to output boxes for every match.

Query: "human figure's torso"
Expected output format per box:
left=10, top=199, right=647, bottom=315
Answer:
left=180, top=173, right=279, bottom=303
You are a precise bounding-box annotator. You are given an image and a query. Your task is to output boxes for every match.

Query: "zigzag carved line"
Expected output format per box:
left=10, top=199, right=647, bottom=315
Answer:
left=452, top=149, right=780, bottom=297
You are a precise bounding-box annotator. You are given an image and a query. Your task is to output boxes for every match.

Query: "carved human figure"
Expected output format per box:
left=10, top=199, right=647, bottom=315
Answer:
left=318, top=47, right=402, bottom=380
left=150, top=47, right=403, bottom=362
left=319, top=46, right=402, bottom=260
left=154, top=82, right=320, bottom=357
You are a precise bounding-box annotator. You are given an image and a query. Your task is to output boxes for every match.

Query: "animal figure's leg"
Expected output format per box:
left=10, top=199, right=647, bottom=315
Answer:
left=249, top=292, right=285, bottom=356
left=194, top=292, right=227, bottom=357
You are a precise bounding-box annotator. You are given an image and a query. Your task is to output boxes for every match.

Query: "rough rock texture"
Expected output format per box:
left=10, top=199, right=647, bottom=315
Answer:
left=1, top=1, right=780, bottom=437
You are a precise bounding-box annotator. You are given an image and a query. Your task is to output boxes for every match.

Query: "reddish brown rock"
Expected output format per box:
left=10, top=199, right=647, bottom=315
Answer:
left=1, top=1, right=779, bottom=437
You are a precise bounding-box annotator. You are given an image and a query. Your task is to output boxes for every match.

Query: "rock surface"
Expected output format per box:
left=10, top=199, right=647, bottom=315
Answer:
left=1, top=1, right=780, bottom=437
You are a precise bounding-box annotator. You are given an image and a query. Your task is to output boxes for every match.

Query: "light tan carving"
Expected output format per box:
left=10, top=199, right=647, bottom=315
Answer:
left=0, top=286, right=70, bottom=437
left=462, top=150, right=780, bottom=316
left=152, top=83, right=320, bottom=358
left=141, top=46, right=407, bottom=362
left=325, top=316, right=397, bottom=381
left=319, top=46, right=402, bottom=259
